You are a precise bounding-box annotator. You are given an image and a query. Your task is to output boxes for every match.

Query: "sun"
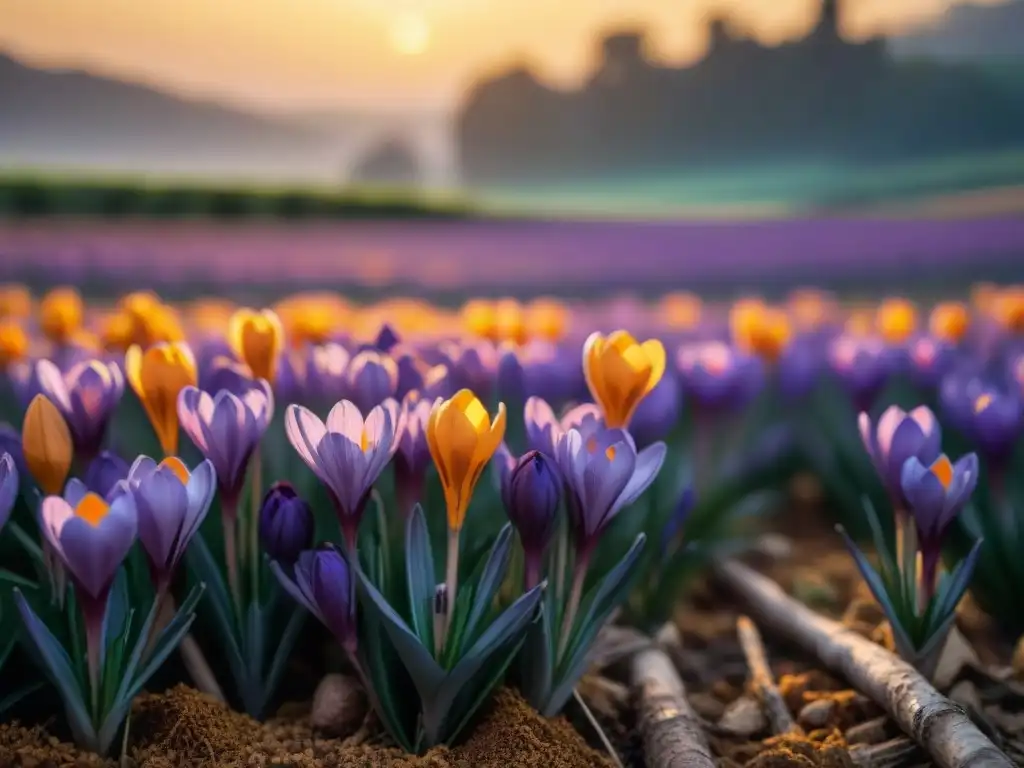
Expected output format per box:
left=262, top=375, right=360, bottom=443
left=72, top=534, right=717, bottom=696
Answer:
left=389, top=12, right=431, bottom=57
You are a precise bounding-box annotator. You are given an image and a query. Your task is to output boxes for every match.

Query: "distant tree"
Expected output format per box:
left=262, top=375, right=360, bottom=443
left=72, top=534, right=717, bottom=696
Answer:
left=349, top=138, right=422, bottom=187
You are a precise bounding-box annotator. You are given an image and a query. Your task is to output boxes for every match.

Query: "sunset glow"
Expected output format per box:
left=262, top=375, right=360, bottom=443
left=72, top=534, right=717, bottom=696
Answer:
left=0, top=0, right=1013, bottom=111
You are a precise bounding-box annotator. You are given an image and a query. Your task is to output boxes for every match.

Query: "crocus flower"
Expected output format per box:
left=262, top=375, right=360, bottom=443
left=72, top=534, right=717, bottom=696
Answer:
left=125, top=342, right=198, bottom=457
left=21, top=393, right=73, bottom=496
left=556, top=426, right=665, bottom=557
left=629, top=372, right=682, bottom=448
left=35, top=358, right=124, bottom=464
left=345, top=350, right=399, bottom=414
left=0, top=423, right=25, bottom=478
left=523, top=396, right=603, bottom=458
left=286, top=399, right=402, bottom=550
left=582, top=330, right=665, bottom=429
left=177, top=382, right=274, bottom=508
left=500, top=450, right=560, bottom=589
left=125, top=455, right=215, bottom=593
left=777, top=336, right=824, bottom=402
left=905, top=337, right=955, bottom=391
left=39, top=287, right=84, bottom=345
left=676, top=341, right=762, bottom=412
left=374, top=323, right=400, bottom=353
left=259, top=482, right=314, bottom=566
left=83, top=451, right=130, bottom=499
left=0, top=320, right=28, bottom=371
left=828, top=335, right=892, bottom=413
left=901, top=452, right=978, bottom=603
left=0, top=452, right=17, bottom=532
left=965, top=389, right=1023, bottom=471
left=228, top=307, right=284, bottom=384
left=928, top=302, right=970, bottom=345
left=39, top=486, right=137, bottom=688
left=274, top=547, right=357, bottom=654
left=200, top=355, right=257, bottom=398
left=444, top=341, right=498, bottom=402
left=427, top=389, right=506, bottom=532
left=859, top=405, right=942, bottom=511
left=394, top=391, right=440, bottom=517
left=520, top=341, right=586, bottom=407
left=875, top=297, right=918, bottom=346
left=305, top=343, right=351, bottom=405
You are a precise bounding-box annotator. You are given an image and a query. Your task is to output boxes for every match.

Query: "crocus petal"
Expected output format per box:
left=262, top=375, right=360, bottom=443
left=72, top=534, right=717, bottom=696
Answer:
left=127, top=454, right=160, bottom=484
left=616, top=440, right=667, bottom=510
left=177, top=459, right=216, bottom=563
left=580, top=440, right=635, bottom=538
left=58, top=493, right=137, bottom=599
left=135, top=466, right=190, bottom=572
left=285, top=404, right=327, bottom=477
left=64, top=477, right=90, bottom=508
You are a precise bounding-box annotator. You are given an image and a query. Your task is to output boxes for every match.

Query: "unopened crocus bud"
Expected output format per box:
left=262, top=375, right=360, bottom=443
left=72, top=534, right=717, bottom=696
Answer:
left=859, top=405, right=942, bottom=512
left=22, top=394, right=73, bottom=496
left=228, top=307, right=284, bottom=383
left=502, top=450, right=560, bottom=589
left=290, top=548, right=357, bottom=653
left=125, top=341, right=198, bottom=457
left=260, top=482, right=314, bottom=565
left=0, top=452, right=18, bottom=532
left=967, top=390, right=1023, bottom=473
left=83, top=451, right=130, bottom=499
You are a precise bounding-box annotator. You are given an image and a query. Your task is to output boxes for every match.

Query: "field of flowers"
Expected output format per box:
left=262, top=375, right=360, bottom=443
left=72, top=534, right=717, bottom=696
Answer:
left=0, top=284, right=1022, bottom=767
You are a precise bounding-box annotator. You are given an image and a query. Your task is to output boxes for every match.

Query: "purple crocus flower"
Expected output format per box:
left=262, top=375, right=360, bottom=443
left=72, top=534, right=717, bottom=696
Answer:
left=964, top=389, right=1023, bottom=472
left=374, top=323, right=400, bottom=353
left=499, top=449, right=561, bottom=589
left=177, top=382, right=274, bottom=509
left=777, top=336, right=824, bottom=402
left=273, top=547, right=356, bottom=653
left=901, top=452, right=978, bottom=603
left=828, top=335, right=892, bottom=414
left=905, top=337, right=956, bottom=392
left=0, top=423, right=26, bottom=479
left=555, top=425, right=666, bottom=558
left=676, top=341, right=762, bottom=413
left=200, top=355, right=258, bottom=398
left=520, top=342, right=587, bottom=408
left=259, top=482, right=314, bottom=566
left=444, top=341, right=497, bottom=401
left=523, top=396, right=603, bottom=458
left=125, top=455, right=215, bottom=592
left=629, top=371, right=682, bottom=448
left=0, top=452, right=18, bottom=531
left=83, top=450, right=130, bottom=499
left=496, top=344, right=526, bottom=403
left=285, top=399, right=404, bottom=550
left=39, top=485, right=137, bottom=687
left=305, top=343, right=351, bottom=405
left=394, top=391, right=440, bottom=518
left=859, top=405, right=943, bottom=511
left=35, top=358, right=124, bottom=464
left=344, top=350, right=399, bottom=414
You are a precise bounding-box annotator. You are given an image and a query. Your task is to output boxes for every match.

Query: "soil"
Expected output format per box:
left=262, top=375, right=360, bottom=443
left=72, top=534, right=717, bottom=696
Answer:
left=0, top=686, right=613, bottom=768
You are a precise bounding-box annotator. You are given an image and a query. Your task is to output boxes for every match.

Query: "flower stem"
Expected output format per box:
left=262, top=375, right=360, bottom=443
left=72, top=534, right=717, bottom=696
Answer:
left=524, top=551, right=542, bottom=592
left=558, top=549, right=591, bottom=661
left=553, top=516, right=568, bottom=606
left=442, top=527, right=460, bottom=652
left=81, top=593, right=106, bottom=720
left=249, top=450, right=262, bottom=606
left=221, top=499, right=242, bottom=613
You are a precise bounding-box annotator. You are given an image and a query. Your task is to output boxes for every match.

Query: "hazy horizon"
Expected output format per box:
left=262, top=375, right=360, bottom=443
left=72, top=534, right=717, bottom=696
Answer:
left=0, top=0, right=1015, bottom=116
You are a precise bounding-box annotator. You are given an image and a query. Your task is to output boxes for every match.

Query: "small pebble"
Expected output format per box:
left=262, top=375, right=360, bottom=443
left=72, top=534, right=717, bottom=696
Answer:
left=932, top=627, right=980, bottom=691
left=310, top=674, right=367, bottom=736
left=797, top=698, right=835, bottom=729
left=845, top=716, right=888, bottom=745
left=688, top=692, right=726, bottom=720
left=718, top=695, right=768, bottom=737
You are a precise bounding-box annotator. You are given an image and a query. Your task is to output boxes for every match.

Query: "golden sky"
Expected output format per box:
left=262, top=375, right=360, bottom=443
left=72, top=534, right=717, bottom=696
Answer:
left=0, top=0, right=1010, bottom=113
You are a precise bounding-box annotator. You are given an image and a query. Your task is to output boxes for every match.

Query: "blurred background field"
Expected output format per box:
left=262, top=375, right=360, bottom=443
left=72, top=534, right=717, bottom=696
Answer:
left=1, top=0, right=1023, bottom=297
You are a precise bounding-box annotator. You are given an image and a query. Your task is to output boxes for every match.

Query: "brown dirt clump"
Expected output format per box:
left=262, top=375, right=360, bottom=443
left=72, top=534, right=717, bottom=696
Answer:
left=0, top=722, right=113, bottom=768
left=715, top=730, right=855, bottom=768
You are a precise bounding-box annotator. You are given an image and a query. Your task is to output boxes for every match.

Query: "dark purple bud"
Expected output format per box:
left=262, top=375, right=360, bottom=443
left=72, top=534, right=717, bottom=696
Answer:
left=295, top=547, right=356, bottom=650
left=260, top=482, right=315, bottom=565
left=84, top=451, right=130, bottom=499
left=502, top=451, right=560, bottom=570
left=345, top=350, right=398, bottom=414
left=965, top=390, right=1023, bottom=470
left=374, top=324, right=400, bottom=353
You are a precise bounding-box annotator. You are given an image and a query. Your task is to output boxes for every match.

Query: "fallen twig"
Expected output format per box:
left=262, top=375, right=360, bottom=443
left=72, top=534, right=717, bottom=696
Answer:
left=715, top=559, right=1014, bottom=768
left=631, top=645, right=715, bottom=768
left=736, top=615, right=801, bottom=735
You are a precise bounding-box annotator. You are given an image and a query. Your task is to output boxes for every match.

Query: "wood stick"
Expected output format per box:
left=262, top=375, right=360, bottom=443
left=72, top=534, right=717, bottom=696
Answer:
left=714, top=559, right=1014, bottom=768
left=849, top=737, right=921, bottom=768
left=736, top=615, right=801, bottom=735
left=631, top=645, right=715, bottom=768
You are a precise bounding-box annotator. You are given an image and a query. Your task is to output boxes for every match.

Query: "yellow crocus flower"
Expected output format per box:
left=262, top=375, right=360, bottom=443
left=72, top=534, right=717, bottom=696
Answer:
left=22, top=394, right=73, bottom=496
left=125, top=342, right=197, bottom=457
left=582, top=330, right=665, bottom=429
left=228, top=307, right=284, bottom=382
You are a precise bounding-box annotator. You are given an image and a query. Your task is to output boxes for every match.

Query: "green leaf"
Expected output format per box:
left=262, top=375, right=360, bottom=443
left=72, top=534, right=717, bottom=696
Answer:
left=0, top=568, right=38, bottom=590
left=13, top=588, right=96, bottom=748
left=355, top=565, right=445, bottom=707
left=517, top=602, right=553, bottom=710
left=186, top=535, right=247, bottom=689
left=460, top=523, right=513, bottom=654
left=405, top=505, right=436, bottom=646
left=357, top=605, right=418, bottom=752
left=259, top=605, right=305, bottom=717
left=0, top=680, right=45, bottom=714
left=425, top=583, right=543, bottom=744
